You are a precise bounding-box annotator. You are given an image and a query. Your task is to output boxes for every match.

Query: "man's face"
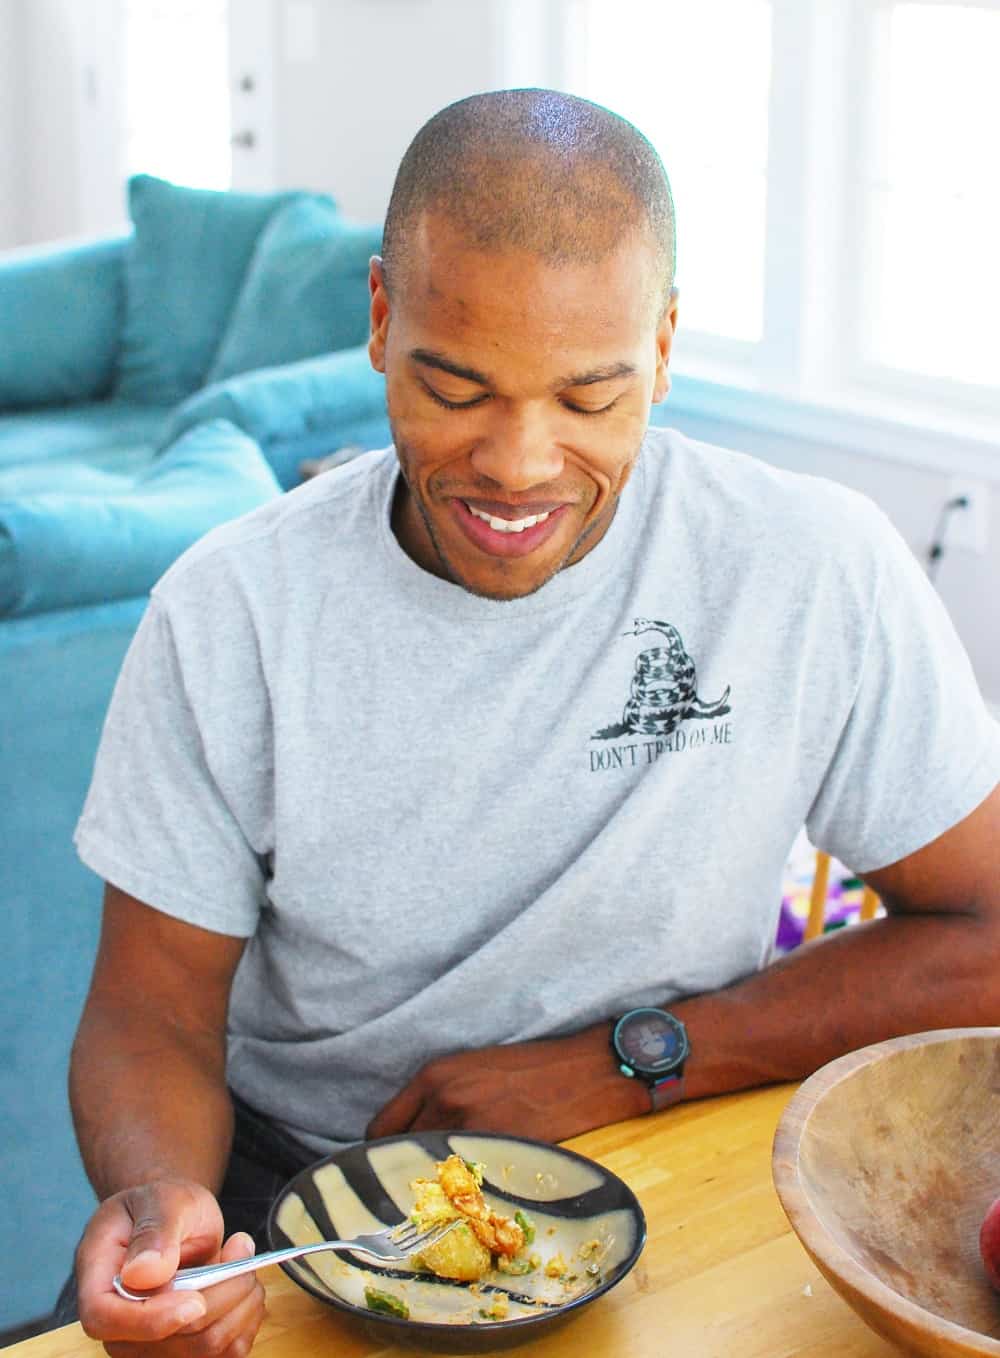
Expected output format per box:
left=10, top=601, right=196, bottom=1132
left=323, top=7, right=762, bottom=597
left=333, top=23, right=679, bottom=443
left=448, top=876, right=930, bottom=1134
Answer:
left=369, top=213, right=677, bottom=601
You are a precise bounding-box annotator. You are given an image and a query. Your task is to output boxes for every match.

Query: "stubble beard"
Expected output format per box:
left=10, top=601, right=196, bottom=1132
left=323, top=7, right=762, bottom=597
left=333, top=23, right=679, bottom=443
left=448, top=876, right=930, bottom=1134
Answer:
left=392, top=440, right=611, bottom=602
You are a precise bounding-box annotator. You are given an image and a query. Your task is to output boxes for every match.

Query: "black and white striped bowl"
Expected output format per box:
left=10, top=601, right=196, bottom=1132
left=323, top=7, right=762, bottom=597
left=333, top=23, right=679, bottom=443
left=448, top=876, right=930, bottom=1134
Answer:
left=267, top=1131, right=646, bottom=1352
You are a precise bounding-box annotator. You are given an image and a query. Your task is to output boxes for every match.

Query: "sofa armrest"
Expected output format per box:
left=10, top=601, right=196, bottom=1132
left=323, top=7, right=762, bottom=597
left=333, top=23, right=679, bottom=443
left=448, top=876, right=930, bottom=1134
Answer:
left=162, top=343, right=388, bottom=487
left=0, top=234, right=131, bottom=410
left=0, top=592, right=147, bottom=1328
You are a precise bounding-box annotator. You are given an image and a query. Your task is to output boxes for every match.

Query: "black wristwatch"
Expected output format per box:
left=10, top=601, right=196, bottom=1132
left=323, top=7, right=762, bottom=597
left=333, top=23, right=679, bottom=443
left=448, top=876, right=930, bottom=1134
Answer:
left=610, top=1007, right=690, bottom=1112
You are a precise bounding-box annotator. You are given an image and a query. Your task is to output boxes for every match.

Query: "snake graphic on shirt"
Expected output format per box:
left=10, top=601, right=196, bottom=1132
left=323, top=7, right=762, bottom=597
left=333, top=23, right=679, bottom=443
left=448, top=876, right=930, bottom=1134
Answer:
left=593, top=618, right=732, bottom=739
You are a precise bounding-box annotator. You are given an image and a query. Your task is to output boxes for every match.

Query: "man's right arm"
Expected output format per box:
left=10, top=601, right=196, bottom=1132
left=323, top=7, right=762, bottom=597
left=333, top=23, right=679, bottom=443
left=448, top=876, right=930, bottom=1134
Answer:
left=72, top=884, right=243, bottom=1196
left=69, top=884, right=264, bottom=1356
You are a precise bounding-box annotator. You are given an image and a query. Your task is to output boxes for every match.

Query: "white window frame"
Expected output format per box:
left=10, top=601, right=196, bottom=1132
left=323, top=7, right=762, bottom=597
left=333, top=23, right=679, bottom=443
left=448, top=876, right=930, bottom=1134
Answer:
left=506, top=0, right=1000, bottom=482
left=839, top=0, right=1000, bottom=422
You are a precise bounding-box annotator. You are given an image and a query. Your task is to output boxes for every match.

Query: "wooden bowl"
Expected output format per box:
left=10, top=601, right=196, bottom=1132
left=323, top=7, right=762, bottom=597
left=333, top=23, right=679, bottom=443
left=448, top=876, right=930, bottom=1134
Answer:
left=773, top=1029, right=1000, bottom=1356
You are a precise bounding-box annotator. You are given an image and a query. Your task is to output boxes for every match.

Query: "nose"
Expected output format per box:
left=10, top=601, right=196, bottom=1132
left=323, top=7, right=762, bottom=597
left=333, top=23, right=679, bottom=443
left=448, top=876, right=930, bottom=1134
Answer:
left=469, top=403, right=565, bottom=491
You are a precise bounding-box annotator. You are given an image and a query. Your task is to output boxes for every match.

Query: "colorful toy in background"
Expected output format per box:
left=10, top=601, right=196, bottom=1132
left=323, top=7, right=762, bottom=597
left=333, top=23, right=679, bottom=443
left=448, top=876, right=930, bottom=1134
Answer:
left=776, top=832, right=883, bottom=953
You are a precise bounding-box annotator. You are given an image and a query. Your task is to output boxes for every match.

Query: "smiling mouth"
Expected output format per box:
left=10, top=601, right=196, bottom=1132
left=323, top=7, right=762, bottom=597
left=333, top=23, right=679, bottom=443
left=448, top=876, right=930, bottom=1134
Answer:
left=450, top=497, right=569, bottom=559
left=464, top=502, right=552, bottom=534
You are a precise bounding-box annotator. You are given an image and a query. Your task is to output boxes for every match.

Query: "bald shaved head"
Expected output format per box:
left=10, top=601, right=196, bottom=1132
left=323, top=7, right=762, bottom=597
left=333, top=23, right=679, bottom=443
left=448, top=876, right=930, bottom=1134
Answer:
left=381, top=88, right=676, bottom=319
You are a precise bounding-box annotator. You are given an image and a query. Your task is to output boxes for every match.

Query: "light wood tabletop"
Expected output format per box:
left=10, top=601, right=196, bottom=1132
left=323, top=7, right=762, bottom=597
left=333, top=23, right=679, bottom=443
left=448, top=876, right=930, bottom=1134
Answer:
left=12, top=1084, right=901, bottom=1358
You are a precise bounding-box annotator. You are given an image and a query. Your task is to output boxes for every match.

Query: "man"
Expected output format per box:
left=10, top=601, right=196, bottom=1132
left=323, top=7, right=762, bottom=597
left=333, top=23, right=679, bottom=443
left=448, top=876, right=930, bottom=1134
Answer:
left=68, top=89, right=1000, bottom=1356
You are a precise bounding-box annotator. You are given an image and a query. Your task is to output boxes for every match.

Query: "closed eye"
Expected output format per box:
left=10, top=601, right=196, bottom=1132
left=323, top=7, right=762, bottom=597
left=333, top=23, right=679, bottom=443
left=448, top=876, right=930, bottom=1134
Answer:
left=421, top=382, right=622, bottom=416
left=421, top=382, right=489, bottom=410
left=562, top=397, right=622, bottom=416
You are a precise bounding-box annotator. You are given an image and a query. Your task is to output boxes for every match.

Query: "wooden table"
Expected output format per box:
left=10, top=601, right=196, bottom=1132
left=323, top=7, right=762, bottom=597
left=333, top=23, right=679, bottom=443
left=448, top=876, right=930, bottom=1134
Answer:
left=13, top=1085, right=900, bottom=1358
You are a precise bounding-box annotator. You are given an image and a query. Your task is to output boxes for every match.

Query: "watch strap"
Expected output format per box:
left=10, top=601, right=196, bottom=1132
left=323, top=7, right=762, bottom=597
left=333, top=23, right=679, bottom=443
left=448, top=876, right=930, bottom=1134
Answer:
left=649, top=1071, right=685, bottom=1112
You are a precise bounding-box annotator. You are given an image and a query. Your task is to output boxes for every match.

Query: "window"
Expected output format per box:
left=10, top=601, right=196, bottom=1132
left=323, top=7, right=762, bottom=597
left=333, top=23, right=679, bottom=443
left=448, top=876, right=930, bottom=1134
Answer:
left=563, top=0, right=1000, bottom=458
left=124, top=0, right=232, bottom=189
left=579, top=0, right=773, bottom=344
left=860, top=3, right=1000, bottom=390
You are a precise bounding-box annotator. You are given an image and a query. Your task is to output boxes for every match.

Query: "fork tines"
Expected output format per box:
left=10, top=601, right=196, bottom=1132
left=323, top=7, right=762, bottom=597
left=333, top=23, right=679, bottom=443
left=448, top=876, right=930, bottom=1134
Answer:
left=390, top=1219, right=458, bottom=1253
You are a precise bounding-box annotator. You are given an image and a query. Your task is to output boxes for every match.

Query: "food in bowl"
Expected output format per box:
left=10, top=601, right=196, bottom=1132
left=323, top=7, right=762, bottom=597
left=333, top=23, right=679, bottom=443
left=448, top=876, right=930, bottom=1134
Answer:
left=409, top=1154, right=534, bottom=1282
left=363, top=1284, right=410, bottom=1319
left=269, top=1130, right=646, bottom=1341
left=358, top=1153, right=612, bottom=1322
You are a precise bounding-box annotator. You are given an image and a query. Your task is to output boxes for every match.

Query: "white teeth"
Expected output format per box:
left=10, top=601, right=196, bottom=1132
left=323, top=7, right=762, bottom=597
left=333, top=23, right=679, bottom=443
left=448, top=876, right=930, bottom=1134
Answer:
left=466, top=504, right=551, bottom=533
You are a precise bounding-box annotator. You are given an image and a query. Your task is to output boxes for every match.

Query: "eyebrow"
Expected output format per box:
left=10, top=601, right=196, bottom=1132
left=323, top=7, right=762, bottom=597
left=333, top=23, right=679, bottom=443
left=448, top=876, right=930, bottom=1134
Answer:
left=556, top=360, right=637, bottom=389
left=409, top=348, right=637, bottom=392
left=410, top=349, right=492, bottom=387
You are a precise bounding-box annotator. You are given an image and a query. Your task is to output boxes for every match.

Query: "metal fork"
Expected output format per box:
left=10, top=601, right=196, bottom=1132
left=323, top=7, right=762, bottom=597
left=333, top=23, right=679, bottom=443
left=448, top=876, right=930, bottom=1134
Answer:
left=112, top=1219, right=459, bottom=1300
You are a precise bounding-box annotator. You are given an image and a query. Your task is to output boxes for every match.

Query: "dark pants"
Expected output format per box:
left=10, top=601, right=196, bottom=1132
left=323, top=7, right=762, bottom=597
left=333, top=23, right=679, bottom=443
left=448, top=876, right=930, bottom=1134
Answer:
left=51, top=1094, right=319, bottom=1328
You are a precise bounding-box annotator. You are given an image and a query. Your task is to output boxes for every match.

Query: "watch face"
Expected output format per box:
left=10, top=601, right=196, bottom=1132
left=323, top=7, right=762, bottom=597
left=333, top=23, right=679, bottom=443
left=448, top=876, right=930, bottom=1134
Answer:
left=616, top=1009, right=688, bottom=1075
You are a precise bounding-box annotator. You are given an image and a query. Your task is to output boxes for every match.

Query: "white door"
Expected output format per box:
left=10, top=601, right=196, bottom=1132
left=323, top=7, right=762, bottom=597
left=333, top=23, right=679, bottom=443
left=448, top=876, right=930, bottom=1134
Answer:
left=74, top=0, right=129, bottom=238
left=227, top=0, right=278, bottom=191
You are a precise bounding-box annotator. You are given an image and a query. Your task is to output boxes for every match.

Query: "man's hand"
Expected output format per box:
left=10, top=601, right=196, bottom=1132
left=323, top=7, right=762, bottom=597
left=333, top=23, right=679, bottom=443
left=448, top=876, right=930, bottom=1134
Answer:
left=366, top=1024, right=650, bottom=1143
left=76, top=1177, right=266, bottom=1358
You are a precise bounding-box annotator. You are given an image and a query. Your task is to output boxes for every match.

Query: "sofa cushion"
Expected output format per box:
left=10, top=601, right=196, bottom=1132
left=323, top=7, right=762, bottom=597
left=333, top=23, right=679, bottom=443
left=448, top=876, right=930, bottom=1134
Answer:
left=0, top=420, right=281, bottom=618
left=0, top=400, right=171, bottom=475
left=0, top=235, right=128, bottom=410
left=113, top=175, right=328, bottom=407
left=205, top=198, right=380, bottom=384
left=164, top=342, right=388, bottom=490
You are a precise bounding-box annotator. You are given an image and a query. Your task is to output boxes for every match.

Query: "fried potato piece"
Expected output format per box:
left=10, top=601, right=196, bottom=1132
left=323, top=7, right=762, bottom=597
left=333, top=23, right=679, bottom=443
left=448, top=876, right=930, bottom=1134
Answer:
left=410, top=1156, right=526, bottom=1279
left=417, top=1222, right=492, bottom=1282
left=410, top=1179, right=461, bottom=1226
left=434, top=1156, right=525, bottom=1258
left=438, top=1155, right=490, bottom=1221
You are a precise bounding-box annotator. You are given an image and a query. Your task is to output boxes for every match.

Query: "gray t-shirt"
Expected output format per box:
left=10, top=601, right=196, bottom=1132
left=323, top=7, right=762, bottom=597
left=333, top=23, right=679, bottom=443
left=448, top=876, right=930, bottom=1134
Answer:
left=75, top=426, right=1000, bottom=1153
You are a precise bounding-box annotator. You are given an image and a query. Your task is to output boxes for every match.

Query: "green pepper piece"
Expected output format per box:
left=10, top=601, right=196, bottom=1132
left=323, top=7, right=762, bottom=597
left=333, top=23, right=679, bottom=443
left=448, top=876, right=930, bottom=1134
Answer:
left=514, top=1209, right=536, bottom=1244
left=363, top=1286, right=410, bottom=1319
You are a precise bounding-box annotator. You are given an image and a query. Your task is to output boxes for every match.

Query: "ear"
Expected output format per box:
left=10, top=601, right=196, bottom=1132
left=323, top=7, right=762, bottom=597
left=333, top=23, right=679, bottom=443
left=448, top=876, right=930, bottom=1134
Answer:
left=652, top=287, right=679, bottom=404
left=369, top=255, right=390, bottom=374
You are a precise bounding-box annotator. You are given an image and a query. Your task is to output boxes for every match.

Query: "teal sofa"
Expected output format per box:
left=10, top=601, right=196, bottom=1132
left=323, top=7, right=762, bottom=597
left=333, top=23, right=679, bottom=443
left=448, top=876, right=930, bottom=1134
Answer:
left=0, top=173, right=390, bottom=493
left=0, top=176, right=391, bottom=1334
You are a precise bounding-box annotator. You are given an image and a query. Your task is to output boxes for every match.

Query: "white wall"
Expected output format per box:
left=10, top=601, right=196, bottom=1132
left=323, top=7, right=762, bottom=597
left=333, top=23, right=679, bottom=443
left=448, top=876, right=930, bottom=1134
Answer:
left=19, top=0, right=82, bottom=244
left=264, top=0, right=537, bottom=221
left=0, top=0, right=25, bottom=249
left=2, top=0, right=126, bottom=249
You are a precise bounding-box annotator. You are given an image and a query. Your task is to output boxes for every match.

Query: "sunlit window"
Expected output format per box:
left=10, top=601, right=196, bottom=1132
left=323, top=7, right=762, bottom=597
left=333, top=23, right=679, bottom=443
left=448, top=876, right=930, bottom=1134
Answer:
left=862, top=3, right=1000, bottom=388
left=575, top=0, right=773, bottom=343
left=124, top=0, right=232, bottom=189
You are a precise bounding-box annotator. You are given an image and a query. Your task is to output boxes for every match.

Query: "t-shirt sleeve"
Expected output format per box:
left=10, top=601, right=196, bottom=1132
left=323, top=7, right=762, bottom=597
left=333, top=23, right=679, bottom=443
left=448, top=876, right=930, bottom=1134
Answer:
left=74, top=596, right=267, bottom=936
left=805, top=509, right=1000, bottom=874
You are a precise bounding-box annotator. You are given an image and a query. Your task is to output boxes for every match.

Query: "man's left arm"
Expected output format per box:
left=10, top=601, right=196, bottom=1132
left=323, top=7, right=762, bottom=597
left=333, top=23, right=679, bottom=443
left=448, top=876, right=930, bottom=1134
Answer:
left=367, top=780, right=1000, bottom=1143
